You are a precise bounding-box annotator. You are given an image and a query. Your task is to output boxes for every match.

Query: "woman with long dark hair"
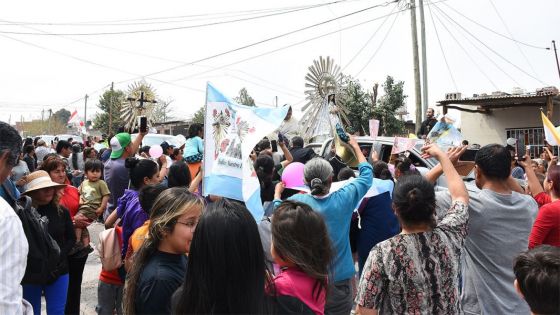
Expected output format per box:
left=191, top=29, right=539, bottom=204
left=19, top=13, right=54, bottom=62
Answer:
left=22, top=170, right=76, bottom=315
left=356, top=144, right=469, bottom=315
left=173, top=199, right=273, bottom=314
left=39, top=155, right=90, bottom=314
left=123, top=188, right=204, bottom=315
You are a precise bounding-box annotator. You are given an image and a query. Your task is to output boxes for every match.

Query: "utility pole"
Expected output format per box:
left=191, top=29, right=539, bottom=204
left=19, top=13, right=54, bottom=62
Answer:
left=47, top=109, right=52, bottom=134
left=84, top=94, right=88, bottom=132
left=41, top=108, right=45, bottom=133
left=275, top=96, right=278, bottom=108
left=20, top=115, right=24, bottom=137
left=553, top=40, right=560, bottom=82
left=109, top=82, right=114, bottom=134
left=418, top=0, right=429, bottom=115
left=410, top=0, right=423, bottom=132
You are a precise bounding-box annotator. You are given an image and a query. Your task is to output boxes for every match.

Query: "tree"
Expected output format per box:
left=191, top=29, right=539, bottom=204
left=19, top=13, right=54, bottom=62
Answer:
left=152, top=98, right=174, bottom=123
left=339, top=75, right=406, bottom=136
left=93, top=88, right=126, bottom=135
left=340, top=75, right=374, bottom=135
left=233, top=88, right=255, bottom=106
left=191, top=106, right=205, bottom=125
left=374, top=76, right=407, bottom=136
left=53, top=109, right=71, bottom=125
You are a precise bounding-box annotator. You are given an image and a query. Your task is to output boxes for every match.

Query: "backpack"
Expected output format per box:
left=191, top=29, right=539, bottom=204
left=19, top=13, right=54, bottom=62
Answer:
left=97, top=220, right=123, bottom=271
left=15, top=196, right=61, bottom=285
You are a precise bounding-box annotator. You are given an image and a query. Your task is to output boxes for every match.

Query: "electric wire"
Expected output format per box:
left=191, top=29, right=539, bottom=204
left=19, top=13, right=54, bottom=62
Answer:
left=433, top=2, right=547, bottom=86
left=486, top=0, right=540, bottom=78
left=165, top=6, right=406, bottom=83
left=428, top=4, right=499, bottom=90
left=426, top=1, right=458, bottom=91
left=138, top=0, right=400, bottom=79
left=0, top=0, right=365, bottom=36
left=353, top=10, right=399, bottom=77
left=341, top=3, right=397, bottom=71
left=0, top=0, right=372, bottom=26
left=433, top=4, right=520, bottom=87
left=440, top=1, right=549, bottom=50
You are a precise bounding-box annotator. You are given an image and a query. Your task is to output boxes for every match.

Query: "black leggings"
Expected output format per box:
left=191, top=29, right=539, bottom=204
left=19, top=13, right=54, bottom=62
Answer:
left=65, top=254, right=88, bottom=315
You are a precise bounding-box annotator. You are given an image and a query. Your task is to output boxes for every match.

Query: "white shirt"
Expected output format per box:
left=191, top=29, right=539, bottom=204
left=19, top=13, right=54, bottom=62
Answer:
left=0, top=198, right=29, bottom=315
left=278, top=117, right=300, bottom=141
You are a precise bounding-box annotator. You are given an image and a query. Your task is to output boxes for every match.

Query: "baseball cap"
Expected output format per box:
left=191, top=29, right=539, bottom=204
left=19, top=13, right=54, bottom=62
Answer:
left=160, top=141, right=175, bottom=152
left=110, top=133, right=132, bottom=159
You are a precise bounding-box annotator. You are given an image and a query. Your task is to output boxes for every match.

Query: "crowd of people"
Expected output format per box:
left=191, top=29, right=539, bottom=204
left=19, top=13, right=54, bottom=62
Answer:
left=0, top=113, right=558, bottom=315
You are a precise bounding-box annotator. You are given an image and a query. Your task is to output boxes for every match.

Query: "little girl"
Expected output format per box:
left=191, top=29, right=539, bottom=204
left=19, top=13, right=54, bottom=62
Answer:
left=271, top=200, right=333, bottom=315
left=183, top=123, right=204, bottom=180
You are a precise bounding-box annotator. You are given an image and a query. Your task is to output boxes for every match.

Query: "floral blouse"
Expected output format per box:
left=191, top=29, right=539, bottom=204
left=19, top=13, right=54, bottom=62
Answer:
left=356, top=200, right=468, bottom=314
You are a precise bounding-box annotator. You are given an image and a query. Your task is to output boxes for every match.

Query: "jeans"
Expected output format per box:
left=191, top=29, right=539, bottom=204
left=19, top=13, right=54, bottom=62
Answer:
left=325, top=279, right=354, bottom=315
left=23, top=273, right=70, bottom=315
left=96, top=280, right=123, bottom=315
left=65, top=254, right=89, bottom=314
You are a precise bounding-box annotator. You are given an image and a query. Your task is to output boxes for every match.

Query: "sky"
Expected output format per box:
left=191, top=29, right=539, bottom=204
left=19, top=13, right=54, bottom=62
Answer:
left=0, top=0, right=558, bottom=129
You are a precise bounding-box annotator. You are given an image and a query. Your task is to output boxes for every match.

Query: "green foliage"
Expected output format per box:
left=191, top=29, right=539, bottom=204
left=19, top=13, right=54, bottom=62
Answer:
left=233, top=88, right=255, bottom=106
left=374, top=76, right=407, bottom=136
left=340, top=76, right=373, bottom=135
left=93, top=88, right=126, bottom=135
left=192, top=106, right=205, bottom=125
left=152, top=98, right=174, bottom=123
left=340, top=75, right=406, bottom=136
left=53, top=109, right=71, bottom=124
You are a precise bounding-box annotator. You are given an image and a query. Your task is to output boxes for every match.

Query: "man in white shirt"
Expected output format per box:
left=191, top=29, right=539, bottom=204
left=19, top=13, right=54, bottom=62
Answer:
left=0, top=121, right=31, bottom=315
left=278, top=106, right=300, bottom=141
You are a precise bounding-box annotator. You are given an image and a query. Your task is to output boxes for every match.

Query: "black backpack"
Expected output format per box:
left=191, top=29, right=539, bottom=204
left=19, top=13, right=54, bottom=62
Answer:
left=15, top=196, right=61, bottom=285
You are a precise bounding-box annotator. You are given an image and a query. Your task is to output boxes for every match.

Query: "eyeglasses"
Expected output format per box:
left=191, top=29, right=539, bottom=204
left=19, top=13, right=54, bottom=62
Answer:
left=176, top=220, right=198, bottom=232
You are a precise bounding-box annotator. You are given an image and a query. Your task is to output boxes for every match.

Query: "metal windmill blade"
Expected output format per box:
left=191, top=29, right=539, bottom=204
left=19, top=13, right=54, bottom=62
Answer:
left=121, top=81, right=158, bottom=132
left=300, top=56, right=349, bottom=141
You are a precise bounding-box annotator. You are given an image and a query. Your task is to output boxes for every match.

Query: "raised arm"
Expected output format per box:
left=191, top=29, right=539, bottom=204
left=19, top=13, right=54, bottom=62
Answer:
left=278, top=141, right=293, bottom=168
left=423, top=144, right=468, bottom=204
left=425, top=146, right=467, bottom=184
left=518, top=154, right=544, bottom=196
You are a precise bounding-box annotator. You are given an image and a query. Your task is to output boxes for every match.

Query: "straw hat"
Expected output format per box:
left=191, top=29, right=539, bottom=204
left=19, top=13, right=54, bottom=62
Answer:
left=22, top=170, right=66, bottom=195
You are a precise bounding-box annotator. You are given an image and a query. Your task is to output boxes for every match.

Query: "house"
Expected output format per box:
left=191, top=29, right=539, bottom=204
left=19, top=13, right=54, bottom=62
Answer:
left=437, top=88, right=560, bottom=157
left=152, top=120, right=191, bottom=136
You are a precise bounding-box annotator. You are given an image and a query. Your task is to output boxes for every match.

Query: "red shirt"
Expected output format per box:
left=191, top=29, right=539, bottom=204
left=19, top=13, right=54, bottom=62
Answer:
left=529, top=200, right=560, bottom=249
left=99, top=226, right=124, bottom=285
left=60, top=185, right=80, bottom=218
left=533, top=191, right=552, bottom=208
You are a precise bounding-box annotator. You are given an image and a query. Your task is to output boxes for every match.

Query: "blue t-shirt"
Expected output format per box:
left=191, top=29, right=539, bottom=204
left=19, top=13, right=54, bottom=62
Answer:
left=183, top=136, right=203, bottom=158
left=288, top=162, right=373, bottom=282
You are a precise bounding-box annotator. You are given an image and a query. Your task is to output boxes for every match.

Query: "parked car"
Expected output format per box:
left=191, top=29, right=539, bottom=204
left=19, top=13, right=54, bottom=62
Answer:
left=131, top=133, right=182, bottom=148
left=55, top=134, right=83, bottom=144
left=318, top=136, right=478, bottom=192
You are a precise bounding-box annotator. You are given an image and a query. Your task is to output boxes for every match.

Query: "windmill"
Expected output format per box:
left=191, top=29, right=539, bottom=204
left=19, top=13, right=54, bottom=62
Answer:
left=121, top=81, right=158, bottom=132
left=300, top=56, right=349, bottom=142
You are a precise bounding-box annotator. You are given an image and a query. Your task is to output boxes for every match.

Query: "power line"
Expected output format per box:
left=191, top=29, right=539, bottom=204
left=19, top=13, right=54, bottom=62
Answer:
left=0, top=1, right=369, bottom=26
left=433, top=4, right=521, bottom=87
left=0, top=0, right=359, bottom=36
left=440, top=1, right=549, bottom=50
left=433, top=2, right=547, bottom=86
left=428, top=3, right=499, bottom=90
left=426, top=1, right=458, bottom=91
left=143, top=0, right=400, bottom=81
left=342, top=3, right=398, bottom=71
left=354, top=10, right=399, bottom=77
left=166, top=6, right=407, bottom=83
left=486, top=0, right=540, bottom=78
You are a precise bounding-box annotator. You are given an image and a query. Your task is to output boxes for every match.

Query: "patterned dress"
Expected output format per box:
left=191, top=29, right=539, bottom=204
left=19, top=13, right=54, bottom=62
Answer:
left=356, top=201, right=468, bottom=314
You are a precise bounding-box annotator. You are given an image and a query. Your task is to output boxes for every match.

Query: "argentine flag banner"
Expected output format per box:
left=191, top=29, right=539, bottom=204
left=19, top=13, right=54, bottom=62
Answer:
left=203, top=83, right=289, bottom=220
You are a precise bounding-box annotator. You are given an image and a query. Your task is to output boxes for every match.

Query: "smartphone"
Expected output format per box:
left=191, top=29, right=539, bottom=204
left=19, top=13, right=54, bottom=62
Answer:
left=139, top=116, right=148, bottom=133
left=517, top=137, right=526, bottom=159
left=277, top=132, right=286, bottom=144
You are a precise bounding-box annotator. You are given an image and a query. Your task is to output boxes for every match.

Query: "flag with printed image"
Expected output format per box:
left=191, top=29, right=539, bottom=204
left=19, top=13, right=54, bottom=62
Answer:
left=391, top=137, right=418, bottom=154
left=541, top=111, right=560, bottom=146
left=203, top=83, right=289, bottom=220
left=426, top=121, right=463, bottom=146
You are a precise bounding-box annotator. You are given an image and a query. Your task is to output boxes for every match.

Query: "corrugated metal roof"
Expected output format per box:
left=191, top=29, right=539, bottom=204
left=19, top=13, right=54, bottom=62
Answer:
left=437, top=91, right=559, bottom=106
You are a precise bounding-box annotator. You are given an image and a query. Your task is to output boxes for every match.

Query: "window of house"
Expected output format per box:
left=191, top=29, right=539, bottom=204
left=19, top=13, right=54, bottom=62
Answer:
left=506, top=127, right=558, bottom=158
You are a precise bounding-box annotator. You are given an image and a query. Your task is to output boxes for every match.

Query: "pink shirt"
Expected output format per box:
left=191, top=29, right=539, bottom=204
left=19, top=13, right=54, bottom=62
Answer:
left=273, top=267, right=326, bottom=315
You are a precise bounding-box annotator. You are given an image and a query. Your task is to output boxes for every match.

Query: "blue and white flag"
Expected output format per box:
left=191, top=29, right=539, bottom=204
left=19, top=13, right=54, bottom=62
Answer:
left=203, top=83, right=289, bottom=220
